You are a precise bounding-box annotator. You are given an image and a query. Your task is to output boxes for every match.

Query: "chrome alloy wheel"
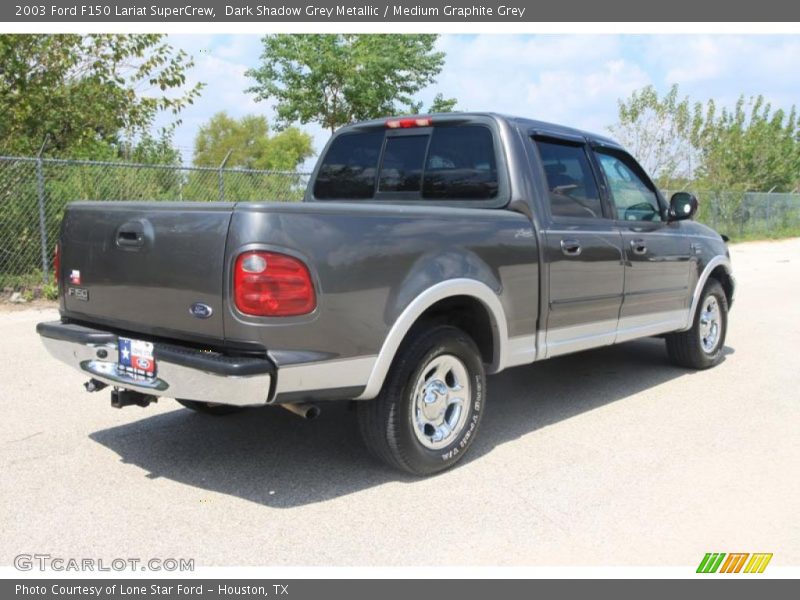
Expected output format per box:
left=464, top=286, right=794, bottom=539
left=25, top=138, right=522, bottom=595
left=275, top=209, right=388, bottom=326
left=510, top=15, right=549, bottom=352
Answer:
left=699, top=295, right=722, bottom=353
left=410, top=354, right=471, bottom=450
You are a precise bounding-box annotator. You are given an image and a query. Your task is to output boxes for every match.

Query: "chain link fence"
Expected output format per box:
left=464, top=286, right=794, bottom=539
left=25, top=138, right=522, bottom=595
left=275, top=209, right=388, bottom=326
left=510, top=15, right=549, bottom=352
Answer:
left=689, top=190, right=800, bottom=239
left=1, top=155, right=799, bottom=296
left=0, top=156, right=311, bottom=295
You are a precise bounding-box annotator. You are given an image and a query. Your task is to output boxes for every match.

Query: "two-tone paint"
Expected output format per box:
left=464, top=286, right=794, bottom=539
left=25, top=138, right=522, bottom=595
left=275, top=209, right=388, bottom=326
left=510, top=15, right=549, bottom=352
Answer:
left=43, top=113, right=734, bottom=407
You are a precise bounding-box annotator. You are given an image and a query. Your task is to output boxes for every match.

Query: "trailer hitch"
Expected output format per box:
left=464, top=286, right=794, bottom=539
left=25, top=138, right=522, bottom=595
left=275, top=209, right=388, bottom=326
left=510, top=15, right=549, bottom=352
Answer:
left=110, top=388, right=157, bottom=409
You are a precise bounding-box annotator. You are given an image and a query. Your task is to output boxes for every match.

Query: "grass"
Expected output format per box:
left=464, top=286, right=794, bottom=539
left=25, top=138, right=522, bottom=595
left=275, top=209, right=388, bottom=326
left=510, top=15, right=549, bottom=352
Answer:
left=0, top=271, right=58, bottom=301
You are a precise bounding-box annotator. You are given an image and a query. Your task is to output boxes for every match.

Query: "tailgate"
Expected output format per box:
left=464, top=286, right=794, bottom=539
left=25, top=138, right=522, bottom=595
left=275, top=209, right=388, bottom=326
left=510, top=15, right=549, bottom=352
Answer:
left=60, top=202, right=234, bottom=342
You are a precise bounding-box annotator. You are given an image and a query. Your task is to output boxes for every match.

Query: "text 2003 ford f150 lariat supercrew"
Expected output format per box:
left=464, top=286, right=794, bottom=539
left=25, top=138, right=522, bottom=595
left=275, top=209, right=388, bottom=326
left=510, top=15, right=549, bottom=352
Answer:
left=37, top=113, right=735, bottom=475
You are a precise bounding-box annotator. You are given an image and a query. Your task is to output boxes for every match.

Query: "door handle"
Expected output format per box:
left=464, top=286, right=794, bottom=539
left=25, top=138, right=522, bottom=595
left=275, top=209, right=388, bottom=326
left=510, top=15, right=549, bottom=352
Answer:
left=116, top=220, right=148, bottom=249
left=116, top=229, right=144, bottom=247
left=630, top=239, right=647, bottom=255
left=560, top=239, right=582, bottom=256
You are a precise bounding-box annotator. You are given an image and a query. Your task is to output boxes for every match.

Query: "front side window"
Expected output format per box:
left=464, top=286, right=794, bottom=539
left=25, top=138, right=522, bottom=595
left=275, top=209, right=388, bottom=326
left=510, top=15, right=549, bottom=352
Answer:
left=595, top=149, right=662, bottom=222
left=535, top=139, right=603, bottom=219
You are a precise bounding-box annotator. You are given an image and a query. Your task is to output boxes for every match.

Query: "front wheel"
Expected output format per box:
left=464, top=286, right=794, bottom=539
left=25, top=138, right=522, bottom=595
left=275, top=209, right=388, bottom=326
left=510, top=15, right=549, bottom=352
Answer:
left=357, top=324, right=486, bottom=476
left=665, top=280, right=728, bottom=369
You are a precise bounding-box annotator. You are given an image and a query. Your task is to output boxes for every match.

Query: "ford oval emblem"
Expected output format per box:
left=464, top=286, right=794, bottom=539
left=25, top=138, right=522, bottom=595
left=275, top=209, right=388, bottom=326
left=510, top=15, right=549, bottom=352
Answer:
left=189, top=303, right=213, bottom=319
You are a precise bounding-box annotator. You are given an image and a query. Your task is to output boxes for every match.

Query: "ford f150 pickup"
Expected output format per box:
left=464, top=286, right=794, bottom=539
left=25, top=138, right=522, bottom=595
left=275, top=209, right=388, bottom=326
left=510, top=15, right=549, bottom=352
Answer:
left=37, top=113, right=735, bottom=475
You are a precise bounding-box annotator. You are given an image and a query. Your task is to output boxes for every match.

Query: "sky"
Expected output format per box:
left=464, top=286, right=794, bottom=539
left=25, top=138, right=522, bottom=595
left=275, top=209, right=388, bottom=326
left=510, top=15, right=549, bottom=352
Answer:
left=157, top=34, right=800, bottom=169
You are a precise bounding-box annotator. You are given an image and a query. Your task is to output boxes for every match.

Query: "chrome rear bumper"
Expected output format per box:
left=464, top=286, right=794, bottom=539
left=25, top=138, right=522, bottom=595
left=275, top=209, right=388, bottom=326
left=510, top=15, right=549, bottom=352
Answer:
left=37, top=321, right=273, bottom=407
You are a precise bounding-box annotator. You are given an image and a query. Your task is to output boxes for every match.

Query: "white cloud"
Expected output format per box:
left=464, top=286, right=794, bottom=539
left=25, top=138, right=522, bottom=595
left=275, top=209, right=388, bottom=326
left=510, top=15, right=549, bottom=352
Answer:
left=157, top=35, right=268, bottom=163
left=522, top=59, right=650, bottom=134
left=430, top=35, right=649, bottom=137
left=643, top=35, right=800, bottom=107
left=154, top=34, right=800, bottom=169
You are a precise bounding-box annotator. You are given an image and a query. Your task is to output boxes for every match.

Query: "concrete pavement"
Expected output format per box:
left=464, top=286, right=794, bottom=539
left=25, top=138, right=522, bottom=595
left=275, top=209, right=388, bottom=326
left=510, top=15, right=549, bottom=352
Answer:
left=1, top=239, right=798, bottom=567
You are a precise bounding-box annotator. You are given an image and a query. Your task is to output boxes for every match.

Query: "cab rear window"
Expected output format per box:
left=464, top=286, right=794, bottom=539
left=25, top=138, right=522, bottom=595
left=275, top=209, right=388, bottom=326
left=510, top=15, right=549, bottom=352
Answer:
left=313, top=130, right=383, bottom=199
left=313, top=125, right=498, bottom=201
left=379, top=135, right=428, bottom=193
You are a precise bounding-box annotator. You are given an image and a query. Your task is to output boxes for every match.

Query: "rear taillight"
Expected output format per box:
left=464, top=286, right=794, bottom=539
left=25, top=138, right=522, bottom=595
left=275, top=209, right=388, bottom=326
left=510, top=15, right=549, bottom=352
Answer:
left=234, top=251, right=316, bottom=317
left=385, top=117, right=432, bottom=129
left=53, top=243, right=60, bottom=288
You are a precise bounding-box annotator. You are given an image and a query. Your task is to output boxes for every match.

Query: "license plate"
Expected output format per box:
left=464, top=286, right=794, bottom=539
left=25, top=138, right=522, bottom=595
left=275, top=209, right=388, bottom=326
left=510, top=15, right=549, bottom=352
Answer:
left=117, top=337, right=156, bottom=379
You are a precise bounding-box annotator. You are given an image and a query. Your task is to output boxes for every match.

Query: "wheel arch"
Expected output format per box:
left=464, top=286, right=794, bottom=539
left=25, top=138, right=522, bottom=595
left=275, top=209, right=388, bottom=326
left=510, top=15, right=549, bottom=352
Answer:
left=682, top=255, right=734, bottom=331
left=355, top=279, right=509, bottom=400
left=709, top=265, right=735, bottom=308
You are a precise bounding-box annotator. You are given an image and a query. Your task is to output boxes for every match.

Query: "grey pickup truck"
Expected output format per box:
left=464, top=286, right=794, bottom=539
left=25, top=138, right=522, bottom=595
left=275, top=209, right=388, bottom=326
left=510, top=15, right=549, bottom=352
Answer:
left=38, top=113, right=735, bottom=475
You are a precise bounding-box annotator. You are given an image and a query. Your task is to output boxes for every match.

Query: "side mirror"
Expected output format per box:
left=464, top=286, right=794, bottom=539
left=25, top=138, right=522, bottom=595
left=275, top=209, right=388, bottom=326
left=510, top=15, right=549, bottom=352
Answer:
left=669, top=192, right=698, bottom=221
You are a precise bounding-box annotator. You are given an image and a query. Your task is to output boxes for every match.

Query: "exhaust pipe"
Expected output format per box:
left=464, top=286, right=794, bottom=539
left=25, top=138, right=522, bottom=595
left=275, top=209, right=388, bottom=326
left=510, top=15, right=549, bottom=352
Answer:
left=281, top=402, right=321, bottom=420
left=84, top=378, right=108, bottom=393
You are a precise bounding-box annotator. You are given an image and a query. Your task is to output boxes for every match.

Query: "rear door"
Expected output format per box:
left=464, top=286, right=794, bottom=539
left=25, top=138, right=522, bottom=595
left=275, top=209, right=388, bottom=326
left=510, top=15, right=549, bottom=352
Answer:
left=533, top=135, right=625, bottom=358
left=591, top=146, right=694, bottom=341
left=60, top=202, right=234, bottom=342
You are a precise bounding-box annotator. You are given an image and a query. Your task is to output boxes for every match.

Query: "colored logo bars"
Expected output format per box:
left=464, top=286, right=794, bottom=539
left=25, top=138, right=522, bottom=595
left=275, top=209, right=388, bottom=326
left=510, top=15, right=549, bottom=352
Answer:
left=696, top=552, right=773, bottom=573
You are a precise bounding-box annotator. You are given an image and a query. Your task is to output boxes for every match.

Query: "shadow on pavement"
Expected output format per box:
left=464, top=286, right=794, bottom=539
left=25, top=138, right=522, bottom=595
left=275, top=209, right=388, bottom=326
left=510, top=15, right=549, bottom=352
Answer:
left=90, top=338, right=733, bottom=508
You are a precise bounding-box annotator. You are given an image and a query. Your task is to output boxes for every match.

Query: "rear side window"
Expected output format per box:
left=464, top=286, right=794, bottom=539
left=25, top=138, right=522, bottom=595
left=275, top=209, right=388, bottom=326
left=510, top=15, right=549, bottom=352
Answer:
left=314, top=125, right=499, bottom=201
left=313, top=131, right=383, bottom=199
left=535, top=139, right=603, bottom=219
left=423, top=126, right=498, bottom=199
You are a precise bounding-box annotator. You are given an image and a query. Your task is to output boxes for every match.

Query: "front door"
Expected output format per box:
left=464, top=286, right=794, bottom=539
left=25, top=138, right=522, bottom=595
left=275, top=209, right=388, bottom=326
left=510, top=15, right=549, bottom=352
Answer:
left=592, top=146, right=695, bottom=341
left=533, top=136, right=625, bottom=358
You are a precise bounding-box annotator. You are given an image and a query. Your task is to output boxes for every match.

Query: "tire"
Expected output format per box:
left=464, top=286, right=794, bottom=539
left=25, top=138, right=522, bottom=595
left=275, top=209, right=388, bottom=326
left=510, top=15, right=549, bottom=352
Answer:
left=357, top=324, right=486, bottom=476
left=176, top=399, right=244, bottom=416
left=665, top=279, right=728, bottom=369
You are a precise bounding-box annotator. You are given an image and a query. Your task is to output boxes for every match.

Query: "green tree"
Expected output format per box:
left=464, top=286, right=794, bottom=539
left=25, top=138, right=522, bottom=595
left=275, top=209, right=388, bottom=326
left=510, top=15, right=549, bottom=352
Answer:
left=691, top=95, right=800, bottom=193
left=186, top=112, right=313, bottom=203
left=0, top=34, right=202, bottom=158
left=121, top=131, right=183, bottom=166
left=411, top=92, right=459, bottom=115
left=192, top=112, right=313, bottom=170
left=609, top=84, right=696, bottom=189
left=611, top=84, right=800, bottom=193
left=246, top=34, right=457, bottom=133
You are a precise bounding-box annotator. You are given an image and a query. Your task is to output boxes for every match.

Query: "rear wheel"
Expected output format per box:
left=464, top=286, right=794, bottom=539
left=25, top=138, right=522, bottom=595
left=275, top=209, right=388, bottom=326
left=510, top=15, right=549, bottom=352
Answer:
left=176, top=399, right=244, bottom=416
left=357, top=324, right=486, bottom=476
left=666, top=280, right=728, bottom=369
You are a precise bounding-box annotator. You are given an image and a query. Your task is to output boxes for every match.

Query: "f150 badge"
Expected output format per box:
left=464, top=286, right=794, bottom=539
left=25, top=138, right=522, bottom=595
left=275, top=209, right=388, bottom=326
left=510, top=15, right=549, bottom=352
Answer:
left=67, top=287, right=88, bottom=301
left=189, top=302, right=213, bottom=319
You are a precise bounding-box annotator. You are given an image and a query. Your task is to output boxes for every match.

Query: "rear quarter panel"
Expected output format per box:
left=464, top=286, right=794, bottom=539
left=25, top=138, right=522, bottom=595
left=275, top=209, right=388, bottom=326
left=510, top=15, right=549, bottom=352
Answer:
left=223, top=202, right=539, bottom=368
